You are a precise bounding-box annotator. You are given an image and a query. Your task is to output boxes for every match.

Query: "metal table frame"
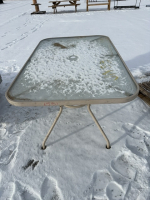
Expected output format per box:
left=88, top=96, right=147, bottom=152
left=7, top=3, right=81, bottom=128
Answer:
left=5, top=35, right=139, bottom=150
left=42, top=104, right=110, bottom=150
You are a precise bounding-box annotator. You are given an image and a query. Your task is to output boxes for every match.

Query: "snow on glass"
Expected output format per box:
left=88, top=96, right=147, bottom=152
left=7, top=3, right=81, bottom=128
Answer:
left=9, top=36, right=137, bottom=101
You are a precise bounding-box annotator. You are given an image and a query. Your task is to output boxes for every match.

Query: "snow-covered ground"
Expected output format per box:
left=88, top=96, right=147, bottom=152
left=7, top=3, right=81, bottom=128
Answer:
left=0, top=0, right=150, bottom=199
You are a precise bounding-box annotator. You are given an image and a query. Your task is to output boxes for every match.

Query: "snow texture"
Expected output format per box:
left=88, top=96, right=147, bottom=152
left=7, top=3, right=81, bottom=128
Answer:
left=9, top=36, right=137, bottom=101
left=0, top=0, right=150, bottom=199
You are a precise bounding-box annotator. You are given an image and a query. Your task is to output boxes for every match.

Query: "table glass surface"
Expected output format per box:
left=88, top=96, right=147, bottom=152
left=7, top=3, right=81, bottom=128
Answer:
left=8, top=36, right=138, bottom=102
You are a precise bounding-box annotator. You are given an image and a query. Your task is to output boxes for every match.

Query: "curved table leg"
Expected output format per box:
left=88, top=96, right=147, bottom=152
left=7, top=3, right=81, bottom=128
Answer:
left=87, top=104, right=111, bottom=149
left=42, top=106, right=63, bottom=150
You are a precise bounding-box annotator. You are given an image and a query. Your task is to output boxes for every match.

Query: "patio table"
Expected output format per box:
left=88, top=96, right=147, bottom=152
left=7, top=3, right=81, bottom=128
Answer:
left=6, top=35, right=139, bottom=150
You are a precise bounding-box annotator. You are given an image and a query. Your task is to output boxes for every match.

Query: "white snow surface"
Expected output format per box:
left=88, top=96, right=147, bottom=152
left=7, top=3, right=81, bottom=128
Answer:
left=0, top=0, right=150, bottom=199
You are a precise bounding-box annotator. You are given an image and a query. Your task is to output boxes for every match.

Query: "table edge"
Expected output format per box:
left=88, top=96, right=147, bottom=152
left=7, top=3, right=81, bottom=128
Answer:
left=5, top=35, right=139, bottom=107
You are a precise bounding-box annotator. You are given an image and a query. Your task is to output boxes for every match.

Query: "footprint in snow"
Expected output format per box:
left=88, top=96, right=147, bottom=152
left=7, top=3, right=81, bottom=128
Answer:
left=41, top=177, right=63, bottom=200
left=144, top=137, right=150, bottom=152
left=0, top=123, right=7, bottom=140
left=0, top=136, right=19, bottom=169
left=0, top=182, right=15, bottom=200
left=106, top=181, right=124, bottom=200
left=123, top=123, right=149, bottom=140
left=111, top=152, right=136, bottom=180
left=13, top=181, right=41, bottom=200
left=126, top=136, right=149, bottom=158
left=124, top=182, right=140, bottom=200
left=84, top=170, right=112, bottom=199
left=110, top=138, right=150, bottom=197
left=144, top=137, right=150, bottom=169
left=136, top=188, right=150, bottom=200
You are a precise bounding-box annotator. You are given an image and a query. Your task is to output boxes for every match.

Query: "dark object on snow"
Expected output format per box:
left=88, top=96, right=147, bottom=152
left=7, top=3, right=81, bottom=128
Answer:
left=139, top=81, right=150, bottom=98
left=138, top=81, right=150, bottom=106
left=138, top=93, right=150, bottom=106
left=114, top=0, right=141, bottom=9
left=31, top=0, right=46, bottom=14
left=32, top=161, right=39, bottom=170
left=0, top=0, right=3, bottom=4
left=22, top=159, right=34, bottom=170
left=31, top=11, right=46, bottom=14
left=146, top=5, right=150, bottom=7
left=0, top=75, right=2, bottom=84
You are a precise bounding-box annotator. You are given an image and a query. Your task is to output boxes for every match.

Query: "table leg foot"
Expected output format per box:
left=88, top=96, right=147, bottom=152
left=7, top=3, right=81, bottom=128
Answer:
left=87, top=104, right=111, bottom=149
left=41, top=106, right=63, bottom=150
left=41, top=145, right=46, bottom=150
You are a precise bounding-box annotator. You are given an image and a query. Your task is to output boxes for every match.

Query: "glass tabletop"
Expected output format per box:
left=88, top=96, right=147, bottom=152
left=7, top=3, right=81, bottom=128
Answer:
left=6, top=35, right=139, bottom=106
